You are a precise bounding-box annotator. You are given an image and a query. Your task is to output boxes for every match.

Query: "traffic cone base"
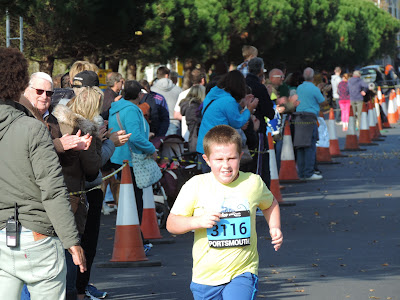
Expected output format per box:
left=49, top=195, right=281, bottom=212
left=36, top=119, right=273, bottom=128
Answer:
left=141, top=210, right=162, bottom=239
left=342, top=106, right=365, bottom=151
left=328, top=108, right=346, bottom=157
left=329, top=139, right=348, bottom=157
left=266, top=132, right=294, bottom=205
left=278, top=121, right=304, bottom=183
left=359, top=103, right=377, bottom=146
left=111, top=225, right=148, bottom=262
left=141, top=186, right=162, bottom=239
left=279, top=160, right=300, bottom=181
left=317, top=147, right=340, bottom=164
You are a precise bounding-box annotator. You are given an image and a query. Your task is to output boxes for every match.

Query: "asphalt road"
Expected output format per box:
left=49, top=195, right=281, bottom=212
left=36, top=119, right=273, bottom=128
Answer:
left=91, top=122, right=400, bottom=300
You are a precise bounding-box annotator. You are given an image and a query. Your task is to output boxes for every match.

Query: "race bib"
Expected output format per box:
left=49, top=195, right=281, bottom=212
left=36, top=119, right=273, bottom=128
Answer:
left=207, top=210, right=251, bottom=248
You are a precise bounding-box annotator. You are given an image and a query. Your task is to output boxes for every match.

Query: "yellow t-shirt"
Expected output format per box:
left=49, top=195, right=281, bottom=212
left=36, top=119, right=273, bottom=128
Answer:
left=170, top=171, right=274, bottom=286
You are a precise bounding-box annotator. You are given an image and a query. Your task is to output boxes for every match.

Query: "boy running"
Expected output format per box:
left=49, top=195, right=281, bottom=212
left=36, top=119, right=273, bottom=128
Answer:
left=167, top=124, right=283, bottom=300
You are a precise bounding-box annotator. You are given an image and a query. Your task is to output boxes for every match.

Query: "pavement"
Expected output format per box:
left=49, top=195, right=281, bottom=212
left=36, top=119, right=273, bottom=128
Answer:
left=91, top=121, right=400, bottom=300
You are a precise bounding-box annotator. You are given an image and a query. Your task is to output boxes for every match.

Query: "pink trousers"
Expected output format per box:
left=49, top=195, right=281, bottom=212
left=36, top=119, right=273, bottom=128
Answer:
left=339, top=100, right=351, bottom=123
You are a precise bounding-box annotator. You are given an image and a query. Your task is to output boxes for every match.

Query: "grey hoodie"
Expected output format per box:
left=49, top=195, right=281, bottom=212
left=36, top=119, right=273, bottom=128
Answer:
left=151, top=78, right=182, bottom=127
left=0, top=102, right=79, bottom=249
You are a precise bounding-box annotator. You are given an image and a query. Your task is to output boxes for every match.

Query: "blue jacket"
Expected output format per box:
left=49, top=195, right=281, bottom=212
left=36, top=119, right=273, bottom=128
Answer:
left=109, top=99, right=155, bottom=167
left=348, top=77, right=368, bottom=102
left=196, top=86, right=250, bottom=154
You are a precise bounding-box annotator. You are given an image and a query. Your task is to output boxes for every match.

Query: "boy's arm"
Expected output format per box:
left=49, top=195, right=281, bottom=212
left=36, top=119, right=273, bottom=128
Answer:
left=262, top=198, right=283, bottom=251
left=166, top=212, right=221, bottom=235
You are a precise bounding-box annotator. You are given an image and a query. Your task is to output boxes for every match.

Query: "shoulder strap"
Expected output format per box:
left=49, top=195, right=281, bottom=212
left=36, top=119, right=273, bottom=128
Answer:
left=116, top=112, right=123, bottom=130
left=202, top=99, right=215, bottom=117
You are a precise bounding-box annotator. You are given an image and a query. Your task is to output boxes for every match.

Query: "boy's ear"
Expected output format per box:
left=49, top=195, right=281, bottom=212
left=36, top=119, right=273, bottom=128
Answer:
left=202, top=154, right=211, bottom=166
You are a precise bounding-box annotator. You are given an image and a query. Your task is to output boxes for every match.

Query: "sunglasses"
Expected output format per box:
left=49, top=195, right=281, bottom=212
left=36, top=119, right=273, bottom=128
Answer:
left=30, top=86, right=54, bottom=97
left=272, top=75, right=285, bottom=79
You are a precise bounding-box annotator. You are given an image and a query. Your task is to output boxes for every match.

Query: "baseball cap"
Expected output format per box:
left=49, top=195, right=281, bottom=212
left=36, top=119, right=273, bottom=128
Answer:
left=72, top=70, right=99, bottom=87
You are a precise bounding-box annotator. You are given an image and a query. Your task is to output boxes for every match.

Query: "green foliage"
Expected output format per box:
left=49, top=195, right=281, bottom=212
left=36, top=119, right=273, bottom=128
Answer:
left=1, top=0, right=400, bottom=71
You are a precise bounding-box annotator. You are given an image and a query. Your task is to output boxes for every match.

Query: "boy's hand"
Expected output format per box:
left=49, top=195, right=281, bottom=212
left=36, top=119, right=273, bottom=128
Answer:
left=196, top=212, right=221, bottom=229
left=270, top=228, right=283, bottom=251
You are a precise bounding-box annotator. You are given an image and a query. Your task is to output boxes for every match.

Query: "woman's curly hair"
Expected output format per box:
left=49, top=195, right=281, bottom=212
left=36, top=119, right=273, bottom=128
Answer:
left=0, top=47, right=29, bottom=101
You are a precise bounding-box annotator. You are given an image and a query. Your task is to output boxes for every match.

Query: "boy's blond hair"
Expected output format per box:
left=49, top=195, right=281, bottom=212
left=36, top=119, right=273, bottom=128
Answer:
left=203, top=125, right=242, bottom=157
left=242, top=45, right=258, bottom=61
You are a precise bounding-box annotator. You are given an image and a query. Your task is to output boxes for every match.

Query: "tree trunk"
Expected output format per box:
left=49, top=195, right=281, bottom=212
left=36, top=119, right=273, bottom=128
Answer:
left=39, top=55, right=55, bottom=76
left=107, top=58, right=120, bottom=72
left=182, top=58, right=196, bottom=91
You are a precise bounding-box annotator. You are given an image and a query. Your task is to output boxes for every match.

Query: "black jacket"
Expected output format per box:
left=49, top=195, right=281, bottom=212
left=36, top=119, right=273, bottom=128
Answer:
left=141, top=93, right=169, bottom=136
left=246, top=73, right=275, bottom=133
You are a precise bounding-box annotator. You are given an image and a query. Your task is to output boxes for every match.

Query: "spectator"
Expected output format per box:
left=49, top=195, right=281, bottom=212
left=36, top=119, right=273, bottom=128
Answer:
left=266, top=68, right=285, bottom=102
left=170, top=71, right=179, bottom=85
left=53, top=71, right=104, bottom=300
left=139, top=79, right=170, bottom=137
left=108, top=80, right=156, bottom=251
left=246, top=57, right=275, bottom=187
left=237, top=45, right=258, bottom=77
left=151, top=66, right=182, bottom=136
left=348, top=70, right=368, bottom=128
left=338, top=73, right=351, bottom=131
left=206, top=60, right=229, bottom=93
left=331, top=67, right=342, bottom=123
left=196, top=70, right=259, bottom=173
left=101, top=72, right=124, bottom=120
left=179, top=85, right=206, bottom=152
left=174, top=68, right=207, bottom=139
left=295, top=67, right=325, bottom=181
left=0, top=47, right=86, bottom=299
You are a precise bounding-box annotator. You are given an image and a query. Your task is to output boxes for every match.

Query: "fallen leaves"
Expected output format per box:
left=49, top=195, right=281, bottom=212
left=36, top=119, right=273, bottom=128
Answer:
left=381, top=263, right=389, bottom=267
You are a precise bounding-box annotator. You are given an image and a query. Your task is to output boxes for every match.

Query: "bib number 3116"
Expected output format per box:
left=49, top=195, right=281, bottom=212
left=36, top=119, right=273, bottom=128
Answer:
left=207, top=211, right=251, bottom=248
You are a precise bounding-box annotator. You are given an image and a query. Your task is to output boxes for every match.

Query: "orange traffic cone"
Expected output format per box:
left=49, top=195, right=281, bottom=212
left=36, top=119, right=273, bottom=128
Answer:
left=397, top=88, right=400, bottom=117
left=387, top=90, right=397, bottom=124
left=367, top=101, right=382, bottom=141
left=374, top=96, right=383, bottom=131
left=359, top=103, right=378, bottom=146
left=279, top=120, right=303, bottom=183
left=380, top=94, right=391, bottom=128
left=267, top=132, right=283, bottom=203
left=373, top=99, right=385, bottom=139
left=267, top=132, right=295, bottom=206
left=377, top=86, right=382, bottom=101
left=342, top=106, right=366, bottom=152
left=141, top=186, right=162, bottom=239
left=328, top=108, right=347, bottom=157
left=110, top=162, right=148, bottom=262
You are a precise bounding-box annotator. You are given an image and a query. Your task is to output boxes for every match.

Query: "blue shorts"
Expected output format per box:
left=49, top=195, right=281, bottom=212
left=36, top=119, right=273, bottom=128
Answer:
left=190, top=272, right=258, bottom=300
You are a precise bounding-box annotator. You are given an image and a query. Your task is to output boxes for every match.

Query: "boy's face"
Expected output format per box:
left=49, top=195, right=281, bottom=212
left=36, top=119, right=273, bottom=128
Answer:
left=203, top=143, right=243, bottom=185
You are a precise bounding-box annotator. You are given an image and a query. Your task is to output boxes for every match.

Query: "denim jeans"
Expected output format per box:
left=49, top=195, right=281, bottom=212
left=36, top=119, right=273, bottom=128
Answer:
left=0, top=227, right=66, bottom=300
left=296, top=124, right=318, bottom=178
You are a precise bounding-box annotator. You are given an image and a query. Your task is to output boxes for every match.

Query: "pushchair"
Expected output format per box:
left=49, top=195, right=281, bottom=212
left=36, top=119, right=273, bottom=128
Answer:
left=151, top=134, right=201, bottom=228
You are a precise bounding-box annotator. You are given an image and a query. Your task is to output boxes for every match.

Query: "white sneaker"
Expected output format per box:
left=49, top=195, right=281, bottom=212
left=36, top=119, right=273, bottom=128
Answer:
left=102, top=203, right=116, bottom=215
left=305, top=174, right=323, bottom=181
